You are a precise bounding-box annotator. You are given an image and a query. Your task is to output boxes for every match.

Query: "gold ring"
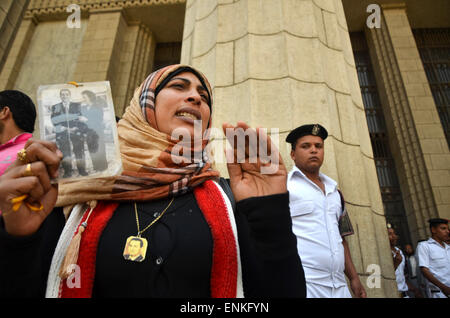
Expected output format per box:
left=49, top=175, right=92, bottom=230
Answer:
left=17, top=148, right=28, bottom=163
left=23, top=163, right=33, bottom=177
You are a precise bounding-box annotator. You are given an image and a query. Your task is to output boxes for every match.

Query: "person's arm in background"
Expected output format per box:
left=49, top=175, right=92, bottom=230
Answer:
left=420, top=267, right=450, bottom=297
left=343, top=238, right=367, bottom=298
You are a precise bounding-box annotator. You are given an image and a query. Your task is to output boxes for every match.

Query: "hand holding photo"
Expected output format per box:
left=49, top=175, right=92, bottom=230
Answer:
left=37, top=81, right=122, bottom=181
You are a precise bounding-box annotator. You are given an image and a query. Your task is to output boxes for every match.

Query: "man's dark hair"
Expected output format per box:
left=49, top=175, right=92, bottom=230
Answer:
left=0, top=90, right=36, bottom=133
left=428, top=218, right=448, bottom=231
left=291, top=140, right=297, bottom=151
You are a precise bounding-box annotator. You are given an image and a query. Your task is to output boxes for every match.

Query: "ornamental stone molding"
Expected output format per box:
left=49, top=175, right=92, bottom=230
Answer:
left=25, top=0, right=186, bottom=20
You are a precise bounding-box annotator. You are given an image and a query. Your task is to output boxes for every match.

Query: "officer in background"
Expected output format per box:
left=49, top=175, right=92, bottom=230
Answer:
left=404, top=243, right=423, bottom=298
left=387, top=224, right=409, bottom=297
left=417, top=218, right=450, bottom=298
left=286, top=124, right=366, bottom=298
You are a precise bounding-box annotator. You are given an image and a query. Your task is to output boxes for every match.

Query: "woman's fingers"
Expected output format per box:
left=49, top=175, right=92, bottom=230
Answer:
left=224, top=122, right=287, bottom=178
left=8, top=138, right=63, bottom=179
left=22, top=163, right=47, bottom=200
left=221, top=122, right=288, bottom=201
left=23, top=137, right=59, bottom=152
left=0, top=177, right=42, bottom=217
left=24, top=139, right=62, bottom=179
left=0, top=138, right=62, bottom=236
left=222, top=122, right=282, bottom=171
left=3, top=161, right=51, bottom=196
left=0, top=169, right=59, bottom=236
left=0, top=182, right=57, bottom=236
left=223, top=122, right=257, bottom=163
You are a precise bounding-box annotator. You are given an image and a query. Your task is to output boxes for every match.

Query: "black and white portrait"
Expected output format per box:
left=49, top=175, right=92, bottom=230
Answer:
left=37, top=81, right=122, bottom=181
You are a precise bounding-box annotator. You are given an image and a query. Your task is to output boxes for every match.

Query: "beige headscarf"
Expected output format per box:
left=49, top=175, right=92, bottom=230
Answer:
left=56, top=64, right=219, bottom=207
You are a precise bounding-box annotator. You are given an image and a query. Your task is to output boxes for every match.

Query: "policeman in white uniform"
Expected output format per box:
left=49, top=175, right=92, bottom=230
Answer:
left=387, top=225, right=409, bottom=297
left=286, top=124, right=366, bottom=298
left=417, top=218, right=450, bottom=298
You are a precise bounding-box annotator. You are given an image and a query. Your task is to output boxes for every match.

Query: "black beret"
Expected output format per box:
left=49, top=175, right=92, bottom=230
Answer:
left=428, top=218, right=448, bottom=226
left=286, top=124, right=328, bottom=144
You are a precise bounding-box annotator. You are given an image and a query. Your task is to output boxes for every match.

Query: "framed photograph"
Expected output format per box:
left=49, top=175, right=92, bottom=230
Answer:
left=37, top=81, right=122, bottom=181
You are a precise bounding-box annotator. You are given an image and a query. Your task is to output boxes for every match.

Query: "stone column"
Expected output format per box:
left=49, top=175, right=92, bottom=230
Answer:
left=72, top=9, right=156, bottom=116
left=0, top=16, right=37, bottom=91
left=182, top=0, right=398, bottom=297
left=72, top=8, right=126, bottom=115
left=365, top=3, right=450, bottom=243
left=0, top=0, right=30, bottom=73
left=122, top=23, right=156, bottom=115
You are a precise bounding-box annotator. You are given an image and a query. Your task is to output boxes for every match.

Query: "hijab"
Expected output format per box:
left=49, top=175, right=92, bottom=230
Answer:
left=56, top=64, right=219, bottom=207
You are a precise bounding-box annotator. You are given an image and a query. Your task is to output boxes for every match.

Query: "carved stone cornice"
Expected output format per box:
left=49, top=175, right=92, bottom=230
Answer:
left=380, top=2, right=407, bottom=10
left=25, top=0, right=186, bottom=20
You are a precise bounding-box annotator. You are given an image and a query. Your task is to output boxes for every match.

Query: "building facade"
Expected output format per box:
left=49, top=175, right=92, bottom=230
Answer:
left=0, top=0, right=449, bottom=298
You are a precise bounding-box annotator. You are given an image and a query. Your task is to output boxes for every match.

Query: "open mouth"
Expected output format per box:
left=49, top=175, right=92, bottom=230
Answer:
left=175, top=107, right=202, bottom=122
left=176, top=111, right=199, bottom=121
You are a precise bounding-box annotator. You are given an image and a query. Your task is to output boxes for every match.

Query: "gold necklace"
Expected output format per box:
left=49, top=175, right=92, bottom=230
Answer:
left=123, top=197, right=174, bottom=262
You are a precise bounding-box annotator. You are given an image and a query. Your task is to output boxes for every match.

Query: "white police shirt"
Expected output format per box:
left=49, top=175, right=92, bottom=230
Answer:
left=287, top=166, right=346, bottom=288
left=417, top=238, right=450, bottom=290
left=393, top=247, right=408, bottom=292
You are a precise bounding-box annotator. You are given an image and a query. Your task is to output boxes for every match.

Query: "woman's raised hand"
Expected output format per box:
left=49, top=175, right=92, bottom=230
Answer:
left=0, top=139, right=62, bottom=236
left=222, top=122, right=287, bottom=202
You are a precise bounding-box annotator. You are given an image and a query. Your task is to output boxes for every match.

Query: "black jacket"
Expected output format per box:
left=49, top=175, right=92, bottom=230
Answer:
left=0, top=190, right=305, bottom=298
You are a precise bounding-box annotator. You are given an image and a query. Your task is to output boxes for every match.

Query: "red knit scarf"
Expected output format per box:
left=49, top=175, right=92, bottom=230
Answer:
left=59, top=180, right=238, bottom=298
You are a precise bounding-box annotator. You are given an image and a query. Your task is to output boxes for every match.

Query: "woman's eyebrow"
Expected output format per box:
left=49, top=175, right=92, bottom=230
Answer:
left=170, top=77, right=208, bottom=94
left=170, top=77, right=190, bottom=84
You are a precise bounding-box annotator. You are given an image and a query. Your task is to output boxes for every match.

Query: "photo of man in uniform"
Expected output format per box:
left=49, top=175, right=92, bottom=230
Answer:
left=50, top=88, right=88, bottom=177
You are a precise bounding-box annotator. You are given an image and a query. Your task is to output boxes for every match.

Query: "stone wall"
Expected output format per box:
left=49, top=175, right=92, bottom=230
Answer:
left=366, top=3, right=450, bottom=245
left=182, top=0, right=398, bottom=297
left=0, top=0, right=30, bottom=72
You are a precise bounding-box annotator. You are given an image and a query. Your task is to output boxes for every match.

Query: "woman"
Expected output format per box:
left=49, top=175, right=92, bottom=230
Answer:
left=0, top=65, right=305, bottom=298
left=80, top=90, right=108, bottom=172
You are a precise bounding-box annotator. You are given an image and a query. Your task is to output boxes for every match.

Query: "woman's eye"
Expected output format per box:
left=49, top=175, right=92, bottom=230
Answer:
left=172, top=83, right=184, bottom=89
